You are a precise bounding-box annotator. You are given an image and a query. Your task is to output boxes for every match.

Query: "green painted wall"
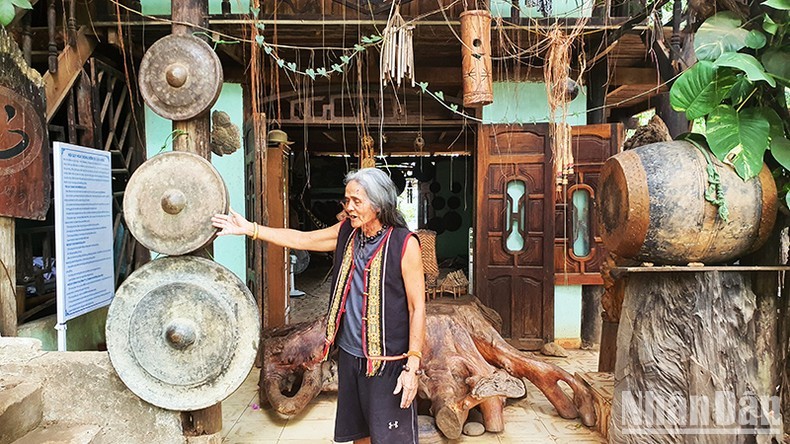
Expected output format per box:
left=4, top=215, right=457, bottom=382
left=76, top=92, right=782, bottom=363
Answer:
left=554, top=284, right=582, bottom=340
left=142, top=0, right=251, bottom=14
left=491, top=0, right=594, bottom=18
left=482, top=81, right=588, bottom=125
left=145, top=84, right=246, bottom=281
left=18, top=308, right=108, bottom=351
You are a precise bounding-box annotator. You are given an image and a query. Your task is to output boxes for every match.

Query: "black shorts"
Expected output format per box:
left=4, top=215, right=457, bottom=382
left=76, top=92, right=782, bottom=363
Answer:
left=334, top=348, right=418, bottom=443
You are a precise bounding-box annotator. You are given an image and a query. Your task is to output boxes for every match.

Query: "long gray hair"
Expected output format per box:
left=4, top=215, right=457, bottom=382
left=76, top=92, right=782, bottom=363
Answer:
left=344, top=168, right=407, bottom=228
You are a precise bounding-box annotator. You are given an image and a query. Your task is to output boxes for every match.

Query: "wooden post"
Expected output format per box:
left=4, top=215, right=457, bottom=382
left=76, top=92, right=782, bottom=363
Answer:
left=0, top=217, right=17, bottom=336
left=264, top=142, right=289, bottom=328
left=586, top=58, right=608, bottom=125
left=580, top=285, right=602, bottom=350
left=170, top=0, right=222, bottom=436
left=610, top=271, right=781, bottom=441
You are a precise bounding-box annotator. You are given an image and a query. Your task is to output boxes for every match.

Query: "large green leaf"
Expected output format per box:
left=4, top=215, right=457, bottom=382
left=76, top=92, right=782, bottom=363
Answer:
left=757, top=107, right=787, bottom=143
left=771, top=136, right=790, bottom=171
left=763, top=0, right=790, bottom=9
left=0, top=2, right=13, bottom=26
left=706, top=105, right=771, bottom=179
left=763, top=13, right=779, bottom=35
left=714, top=52, right=776, bottom=87
left=695, top=12, right=749, bottom=61
left=670, top=61, right=736, bottom=120
left=9, top=0, right=32, bottom=8
left=746, top=30, right=767, bottom=49
left=728, top=75, right=755, bottom=105
left=762, top=48, right=790, bottom=83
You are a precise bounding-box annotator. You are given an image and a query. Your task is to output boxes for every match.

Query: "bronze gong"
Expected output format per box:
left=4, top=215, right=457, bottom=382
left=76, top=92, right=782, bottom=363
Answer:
left=139, top=34, right=223, bottom=121
left=123, top=151, right=228, bottom=256
left=106, top=256, right=260, bottom=411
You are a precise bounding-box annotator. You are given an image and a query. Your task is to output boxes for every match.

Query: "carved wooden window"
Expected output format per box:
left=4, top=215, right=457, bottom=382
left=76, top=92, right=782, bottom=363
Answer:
left=504, top=179, right=527, bottom=253
left=569, top=185, right=593, bottom=259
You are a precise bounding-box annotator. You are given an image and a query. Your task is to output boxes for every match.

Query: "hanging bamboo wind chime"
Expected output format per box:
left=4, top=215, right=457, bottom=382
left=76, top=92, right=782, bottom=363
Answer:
left=380, top=5, right=415, bottom=88
left=544, top=29, right=575, bottom=192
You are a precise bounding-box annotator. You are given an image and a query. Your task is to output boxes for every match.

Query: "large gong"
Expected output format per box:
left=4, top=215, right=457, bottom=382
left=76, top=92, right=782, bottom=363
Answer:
left=139, top=34, right=223, bottom=121
left=106, top=256, right=260, bottom=411
left=123, top=151, right=228, bottom=256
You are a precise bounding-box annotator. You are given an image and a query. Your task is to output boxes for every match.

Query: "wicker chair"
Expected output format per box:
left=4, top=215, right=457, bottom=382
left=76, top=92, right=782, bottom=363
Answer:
left=414, top=229, right=440, bottom=299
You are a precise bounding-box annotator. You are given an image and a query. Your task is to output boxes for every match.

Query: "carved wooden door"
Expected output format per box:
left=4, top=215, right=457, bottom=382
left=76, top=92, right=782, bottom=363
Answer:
left=554, top=124, right=623, bottom=285
left=475, top=125, right=554, bottom=350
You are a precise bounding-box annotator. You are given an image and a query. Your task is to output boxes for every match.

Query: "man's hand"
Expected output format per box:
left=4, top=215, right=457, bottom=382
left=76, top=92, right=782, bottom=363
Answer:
left=211, top=208, right=252, bottom=237
left=393, top=362, right=420, bottom=408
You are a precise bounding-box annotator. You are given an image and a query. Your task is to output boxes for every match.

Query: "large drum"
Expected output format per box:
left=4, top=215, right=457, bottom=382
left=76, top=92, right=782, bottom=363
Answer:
left=599, top=140, right=777, bottom=264
left=106, top=256, right=260, bottom=411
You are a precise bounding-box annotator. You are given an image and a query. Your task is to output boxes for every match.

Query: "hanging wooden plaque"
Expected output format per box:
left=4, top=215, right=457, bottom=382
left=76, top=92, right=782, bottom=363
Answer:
left=0, top=28, right=50, bottom=220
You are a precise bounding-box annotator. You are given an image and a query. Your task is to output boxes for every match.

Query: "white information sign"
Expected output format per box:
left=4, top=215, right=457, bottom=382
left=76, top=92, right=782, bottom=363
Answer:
left=54, top=142, right=114, bottom=350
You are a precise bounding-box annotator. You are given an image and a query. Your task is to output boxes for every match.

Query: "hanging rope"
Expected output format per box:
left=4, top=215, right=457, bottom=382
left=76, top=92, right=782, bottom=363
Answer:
left=544, top=28, right=575, bottom=192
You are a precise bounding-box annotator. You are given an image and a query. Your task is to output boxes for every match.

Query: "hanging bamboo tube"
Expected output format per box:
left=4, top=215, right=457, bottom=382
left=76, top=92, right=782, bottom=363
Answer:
left=460, top=10, right=493, bottom=108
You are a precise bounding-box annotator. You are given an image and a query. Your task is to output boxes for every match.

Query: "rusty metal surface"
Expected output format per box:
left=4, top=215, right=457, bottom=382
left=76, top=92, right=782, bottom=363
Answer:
left=0, top=27, right=50, bottom=220
left=139, top=34, right=222, bottom=121
left=598, top=141, right=778, bottom=264
left=123, top=151, right=228, bottom=256
left=106, top=256, right=260, bottom=411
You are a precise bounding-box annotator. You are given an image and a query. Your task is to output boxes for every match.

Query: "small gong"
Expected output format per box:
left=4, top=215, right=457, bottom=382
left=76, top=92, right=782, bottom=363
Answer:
left=106, top=256, right=260, bottom=411
left=139, top=34, right=223, bottom=121
left=123, top=151, right=228, bottom=256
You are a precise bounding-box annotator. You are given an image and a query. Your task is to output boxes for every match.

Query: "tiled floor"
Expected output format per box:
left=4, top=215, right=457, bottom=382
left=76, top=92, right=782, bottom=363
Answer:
left=220, top=349, right=606, bottom=444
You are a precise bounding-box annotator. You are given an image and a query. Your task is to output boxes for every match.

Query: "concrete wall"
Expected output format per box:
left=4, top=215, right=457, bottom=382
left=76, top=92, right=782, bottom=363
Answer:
left=142, top=0, right=251, bottom=14
left=482, top=81, right=588, bottom=126
left=491, top=0, right=595, bottom=18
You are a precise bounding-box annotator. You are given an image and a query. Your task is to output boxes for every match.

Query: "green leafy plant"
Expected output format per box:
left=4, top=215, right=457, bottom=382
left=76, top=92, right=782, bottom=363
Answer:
left=0, top=0, right=32, bottom=27
left=670, top=3, right=790, bottom=192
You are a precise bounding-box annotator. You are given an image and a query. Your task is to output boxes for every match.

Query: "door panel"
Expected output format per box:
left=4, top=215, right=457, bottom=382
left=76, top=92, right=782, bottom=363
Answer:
left=476, top=124, right=554, bottom=350
left=554, top=124, right=623, bottom=285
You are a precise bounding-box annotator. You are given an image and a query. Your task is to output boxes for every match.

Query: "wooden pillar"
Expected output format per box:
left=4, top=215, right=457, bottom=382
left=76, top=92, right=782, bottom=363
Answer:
left=580, top=285, right=602, bottom=350
left=0, top=217, right=16, bottom=336
left=170, top=0, right=222, bottom=436
left=610, top=271, right=781, bottom=441
left=586, top=58, right=609, bottom=125
left=264, top=143, right=289, bottom=328
left=655, top=92, right=690, bottom=138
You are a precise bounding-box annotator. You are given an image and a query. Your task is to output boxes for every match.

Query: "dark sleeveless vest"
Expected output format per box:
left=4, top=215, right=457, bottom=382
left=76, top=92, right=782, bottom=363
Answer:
left=322, top=219, right=414, bottom=376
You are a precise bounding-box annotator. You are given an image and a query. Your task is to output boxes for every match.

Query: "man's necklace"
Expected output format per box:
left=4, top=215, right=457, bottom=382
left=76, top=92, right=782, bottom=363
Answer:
left=358, top=225, right=388, bottom=249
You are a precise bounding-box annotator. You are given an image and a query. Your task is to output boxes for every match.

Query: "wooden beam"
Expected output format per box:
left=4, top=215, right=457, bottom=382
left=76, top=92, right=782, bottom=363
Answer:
left=612, top=67, right=658, bottom=86
left=43, top=26, right=96, bottom=122
left=0, top=217, right=16, bottom=336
